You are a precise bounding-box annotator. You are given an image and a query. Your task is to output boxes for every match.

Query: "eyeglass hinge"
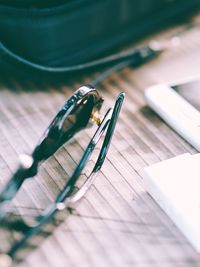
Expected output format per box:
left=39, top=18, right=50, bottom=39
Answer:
left=91, top=111, right=102, bottom=126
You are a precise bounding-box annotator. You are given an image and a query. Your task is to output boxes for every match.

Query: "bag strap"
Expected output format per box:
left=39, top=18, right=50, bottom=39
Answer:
left=0, top=40, right=154, bottom=73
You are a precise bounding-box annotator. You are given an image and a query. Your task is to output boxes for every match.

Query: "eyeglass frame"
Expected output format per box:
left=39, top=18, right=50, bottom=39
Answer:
left=0, top=85, right=125, bottom=265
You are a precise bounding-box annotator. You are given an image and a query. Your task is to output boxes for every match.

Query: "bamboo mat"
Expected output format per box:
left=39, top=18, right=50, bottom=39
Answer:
left=1, top=14, right=200, bottom=267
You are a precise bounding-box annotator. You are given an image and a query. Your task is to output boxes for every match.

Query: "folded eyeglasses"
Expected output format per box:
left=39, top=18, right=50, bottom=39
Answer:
left=0, top=85, right=124, bottom=266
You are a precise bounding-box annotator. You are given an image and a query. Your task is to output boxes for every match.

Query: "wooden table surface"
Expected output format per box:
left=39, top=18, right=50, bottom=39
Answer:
left=0, top=13, right=200, bottom=267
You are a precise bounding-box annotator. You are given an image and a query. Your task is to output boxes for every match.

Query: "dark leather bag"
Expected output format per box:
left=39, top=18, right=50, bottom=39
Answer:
left=0, top=0, right=199, bottom=77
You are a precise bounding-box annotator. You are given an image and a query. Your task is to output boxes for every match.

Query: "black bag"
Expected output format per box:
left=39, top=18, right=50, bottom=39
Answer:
left=0, top=0, right=199, bottom=77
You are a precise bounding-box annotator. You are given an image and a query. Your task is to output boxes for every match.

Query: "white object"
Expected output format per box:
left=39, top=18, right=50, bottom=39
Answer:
left=145, top=76, right=200, bottom=151
left=143, top=153, right=200, bottom=252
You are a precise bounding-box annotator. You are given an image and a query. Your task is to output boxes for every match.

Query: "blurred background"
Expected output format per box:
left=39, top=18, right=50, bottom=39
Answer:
left=0, top=0, right=199, bottom=82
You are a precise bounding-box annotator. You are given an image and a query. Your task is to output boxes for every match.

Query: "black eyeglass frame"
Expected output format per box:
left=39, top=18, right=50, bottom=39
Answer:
left=0, top=86, right=125, bottom=265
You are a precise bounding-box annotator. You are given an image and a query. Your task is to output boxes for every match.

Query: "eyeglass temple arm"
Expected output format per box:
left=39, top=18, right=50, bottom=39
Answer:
left=93, top=92, right=125, bottom=172
left=70, top=92, right=125, bottom=203
left=55, top=108, right=113, bottom=203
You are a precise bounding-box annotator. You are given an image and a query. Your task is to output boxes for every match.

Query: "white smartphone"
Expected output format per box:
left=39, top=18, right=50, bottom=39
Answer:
left=145, top=76, right=200, bottom=151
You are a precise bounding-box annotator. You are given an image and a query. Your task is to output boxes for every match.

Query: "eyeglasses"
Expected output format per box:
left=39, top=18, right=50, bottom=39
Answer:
left=0, top=85, right=125, bottom=266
